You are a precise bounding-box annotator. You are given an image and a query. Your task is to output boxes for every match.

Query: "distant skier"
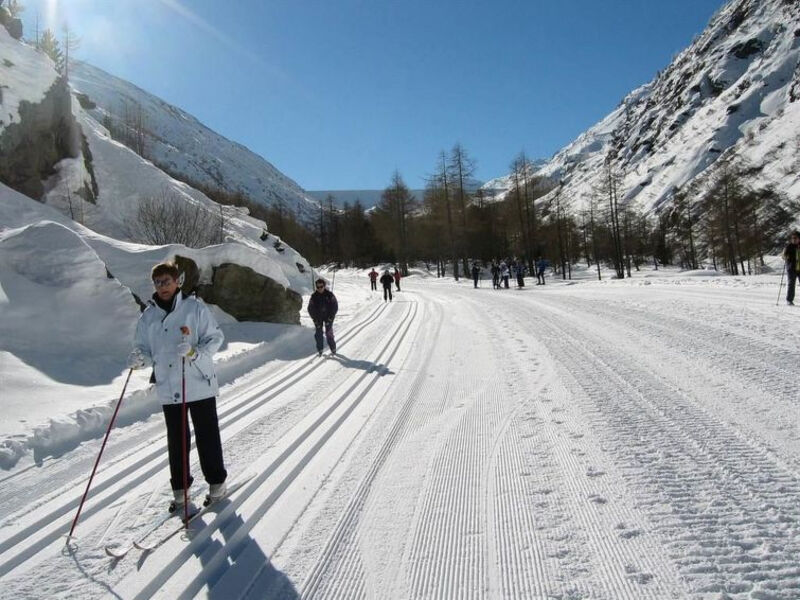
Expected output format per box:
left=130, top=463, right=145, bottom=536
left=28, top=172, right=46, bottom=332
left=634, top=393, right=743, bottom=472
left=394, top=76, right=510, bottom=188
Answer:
left=536, top=257, right=547, bottom=285
left=380, top=269, right=394, bottom=302
left=514, top=261, right=525, bottom=288
left=782, top=231, right=800, bottom=305
left=394, top=267, right=402, bottom=292
left=308, top=278, right=338, bottom=356
left=500, top=261, right=510, bottom=289
left=471, top=262, right=481, bottom=288
left=127, top=262, right=227, bottom=511
left=369, top=268, right=378, bottom=292
left=491, top=262, right=500, bottom=289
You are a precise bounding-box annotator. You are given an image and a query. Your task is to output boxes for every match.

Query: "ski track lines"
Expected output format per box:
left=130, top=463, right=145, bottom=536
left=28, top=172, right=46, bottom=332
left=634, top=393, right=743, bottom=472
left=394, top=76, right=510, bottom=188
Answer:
left=551, top=291, right=800, bottom=474
left=299, top=288, right=551, bottom=600
left=0, top=301, right=391, bottom=589
left=396, top=297, right=510, bottom=600
left=298, top=299, right=446, bottom=600
left=519, top=291, right=800, bottom=598
left=483, top=291, right=685, bottom=599
left=0, top=299, right=382, bottom=517
left=113, top=299, right=421, bottom=599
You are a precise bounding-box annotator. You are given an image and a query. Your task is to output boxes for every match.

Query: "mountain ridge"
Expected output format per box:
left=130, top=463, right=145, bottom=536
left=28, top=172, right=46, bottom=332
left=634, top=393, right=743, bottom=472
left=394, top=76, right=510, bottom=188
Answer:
left=486, top=0, right=800, bottom=213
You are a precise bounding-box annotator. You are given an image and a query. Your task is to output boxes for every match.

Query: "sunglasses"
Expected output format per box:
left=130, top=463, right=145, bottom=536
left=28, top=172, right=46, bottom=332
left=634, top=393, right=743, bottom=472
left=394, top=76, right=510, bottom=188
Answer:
left=153, top=277, right=175, bottom=288
left=316, top=284, right=325, bottom=289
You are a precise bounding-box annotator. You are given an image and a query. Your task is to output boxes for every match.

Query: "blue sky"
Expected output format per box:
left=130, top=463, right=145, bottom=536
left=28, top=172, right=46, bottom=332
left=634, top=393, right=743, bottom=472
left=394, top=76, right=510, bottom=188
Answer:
left=22, top=0, right=724, bottom=190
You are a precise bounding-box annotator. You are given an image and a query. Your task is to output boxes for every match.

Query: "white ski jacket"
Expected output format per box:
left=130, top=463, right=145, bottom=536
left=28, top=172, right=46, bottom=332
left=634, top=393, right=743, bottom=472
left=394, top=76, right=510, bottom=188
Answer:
left=133, top=292, right=224, bottom=405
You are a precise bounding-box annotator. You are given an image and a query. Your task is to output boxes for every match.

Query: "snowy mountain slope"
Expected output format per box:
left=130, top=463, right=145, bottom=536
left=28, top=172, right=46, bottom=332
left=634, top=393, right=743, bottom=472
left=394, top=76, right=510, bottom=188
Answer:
left=480, top=159, right=549, bottom=201
left=486, top=0, right=800, bottom=211
left=44, top=102, right=313, bottom=295
left=69, top=61, right=318, bottom=215
left=0, top=27, right=313, bottom=297
left=0, top=27, right=57, bottom=131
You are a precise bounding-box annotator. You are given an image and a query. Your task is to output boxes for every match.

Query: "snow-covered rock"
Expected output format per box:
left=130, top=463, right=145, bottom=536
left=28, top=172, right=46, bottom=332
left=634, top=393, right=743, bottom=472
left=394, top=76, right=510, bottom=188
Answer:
left=0, top=26, right=58, bottom=131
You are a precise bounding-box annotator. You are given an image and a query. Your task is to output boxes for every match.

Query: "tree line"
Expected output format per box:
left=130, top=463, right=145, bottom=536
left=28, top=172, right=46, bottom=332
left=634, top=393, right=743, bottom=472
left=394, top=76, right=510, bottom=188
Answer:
left=268, top=146, right=796, bottom=279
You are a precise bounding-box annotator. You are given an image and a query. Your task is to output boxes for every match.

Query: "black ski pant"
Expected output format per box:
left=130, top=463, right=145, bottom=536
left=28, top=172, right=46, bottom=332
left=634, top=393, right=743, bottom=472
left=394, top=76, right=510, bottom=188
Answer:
left=503, top=276, right=509, bottom=289
left=787, top=268, right=800, bottom=302
left=395, top=280, right=401, bottom=291
left=537, top=271, right=545, bottom=285
left=473, top=275, right=479, bottom=288
left=383, top=285, right=393, bottom=301
left=370, top=280, right=377, bottom=291
left=314, top=320, right=336, bottom=353
left=163, top=397, right=227, bottom=491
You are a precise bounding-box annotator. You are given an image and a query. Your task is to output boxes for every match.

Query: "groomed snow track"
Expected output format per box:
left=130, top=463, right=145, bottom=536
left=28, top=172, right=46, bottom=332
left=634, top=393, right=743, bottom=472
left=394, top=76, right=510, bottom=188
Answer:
left=2, top=275, right=800, bottom=599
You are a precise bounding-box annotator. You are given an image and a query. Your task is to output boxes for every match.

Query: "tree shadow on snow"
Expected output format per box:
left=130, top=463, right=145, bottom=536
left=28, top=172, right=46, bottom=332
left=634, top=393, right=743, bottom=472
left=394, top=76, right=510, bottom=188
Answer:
left=330, top=353, right=393, bottom=376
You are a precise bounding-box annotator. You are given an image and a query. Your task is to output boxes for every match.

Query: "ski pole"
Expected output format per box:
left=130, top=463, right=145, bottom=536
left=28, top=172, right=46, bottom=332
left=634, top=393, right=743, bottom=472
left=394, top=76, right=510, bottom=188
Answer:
left=180, top=326, right=191, bottom=528
left=776, top=264, right=786, bottom=306
left=332, top=267, right=336, bottom=292
left=67, top=368, right=133, bottom=543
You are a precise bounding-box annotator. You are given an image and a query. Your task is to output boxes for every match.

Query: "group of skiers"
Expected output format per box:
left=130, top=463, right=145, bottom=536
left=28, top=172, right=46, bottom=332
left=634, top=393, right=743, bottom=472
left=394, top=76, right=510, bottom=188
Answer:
left=368, top=267, right=401, bottom=301
left=124, top=231, right=800, bottom=515
left=479, top=258, right=548, bottom=289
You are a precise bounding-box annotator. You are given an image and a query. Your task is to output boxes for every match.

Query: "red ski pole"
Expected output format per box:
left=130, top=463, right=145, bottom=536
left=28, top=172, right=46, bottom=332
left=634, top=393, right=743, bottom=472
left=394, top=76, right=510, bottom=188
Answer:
left=67, top=368, right=133, bottom=543
left=180, top=325, right=191, bottom=528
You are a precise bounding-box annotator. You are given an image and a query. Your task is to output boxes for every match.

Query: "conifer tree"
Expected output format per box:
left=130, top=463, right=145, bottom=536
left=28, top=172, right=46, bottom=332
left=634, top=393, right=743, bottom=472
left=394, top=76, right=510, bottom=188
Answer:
left=40, top=29, right=63, bottom=67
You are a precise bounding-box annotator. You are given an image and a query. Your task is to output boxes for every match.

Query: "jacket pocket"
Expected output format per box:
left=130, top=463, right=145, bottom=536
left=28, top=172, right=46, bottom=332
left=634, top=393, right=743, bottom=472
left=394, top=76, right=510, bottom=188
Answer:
left=191, top=353, right=215, bottom=383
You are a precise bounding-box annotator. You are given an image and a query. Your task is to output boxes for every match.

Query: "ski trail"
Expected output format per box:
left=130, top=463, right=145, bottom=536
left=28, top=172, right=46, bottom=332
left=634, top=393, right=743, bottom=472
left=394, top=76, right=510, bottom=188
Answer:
left=112, top=301, right=422, bottom=599
left=0, top=299, right=398, bottom=594
left=517, top=291, right=800, bottom=598
left=299, top=299, right=445, bottom=599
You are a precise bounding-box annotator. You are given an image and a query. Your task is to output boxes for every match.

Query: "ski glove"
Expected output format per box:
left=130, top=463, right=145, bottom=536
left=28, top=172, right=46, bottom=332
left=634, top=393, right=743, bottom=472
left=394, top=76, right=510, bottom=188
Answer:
left=177, top=342, right=198, bottom=361
left=127, top=349, right=151, bottom=370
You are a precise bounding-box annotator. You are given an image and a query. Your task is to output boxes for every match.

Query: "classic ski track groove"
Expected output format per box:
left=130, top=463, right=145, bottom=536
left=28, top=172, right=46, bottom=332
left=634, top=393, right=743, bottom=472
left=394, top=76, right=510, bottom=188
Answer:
left=550, top=292, right=800, bottom=472
left=298, top=299, right=444, bottom=599
left=301, top=293, right=564, bottom=599
left=0, top=301, right=389, bottom=579
left=120, top=300, right=420, bottom=599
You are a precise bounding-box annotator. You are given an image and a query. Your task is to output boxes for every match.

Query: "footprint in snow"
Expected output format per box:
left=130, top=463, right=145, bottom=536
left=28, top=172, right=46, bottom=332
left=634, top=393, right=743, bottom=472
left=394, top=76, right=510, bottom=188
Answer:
left=619, top=528, right=643, bottom=539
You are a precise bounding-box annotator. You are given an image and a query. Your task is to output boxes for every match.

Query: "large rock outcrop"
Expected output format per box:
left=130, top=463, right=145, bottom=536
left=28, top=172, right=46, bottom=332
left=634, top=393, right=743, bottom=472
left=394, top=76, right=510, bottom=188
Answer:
left=0, top=76, right=80, bottom=199
left=174, top=255, right=301, bottom=324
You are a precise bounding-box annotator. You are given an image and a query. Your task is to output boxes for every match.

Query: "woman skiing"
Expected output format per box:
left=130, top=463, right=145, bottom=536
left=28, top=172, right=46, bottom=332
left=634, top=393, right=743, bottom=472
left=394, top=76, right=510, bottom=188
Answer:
left=127, top=262, right=227, bottom=512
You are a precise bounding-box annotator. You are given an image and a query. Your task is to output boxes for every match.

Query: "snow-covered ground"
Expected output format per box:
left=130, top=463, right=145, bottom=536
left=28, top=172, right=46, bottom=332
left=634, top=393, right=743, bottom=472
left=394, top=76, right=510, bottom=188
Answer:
left=1, top=268, right=799, bottom=599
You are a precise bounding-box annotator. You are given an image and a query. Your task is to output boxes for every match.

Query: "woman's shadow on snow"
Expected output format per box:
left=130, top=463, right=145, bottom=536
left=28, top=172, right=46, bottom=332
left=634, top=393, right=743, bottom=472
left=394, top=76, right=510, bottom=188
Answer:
left=329, top=353, right=393, bottom=376
left=147, top=504, right=300, bottom=599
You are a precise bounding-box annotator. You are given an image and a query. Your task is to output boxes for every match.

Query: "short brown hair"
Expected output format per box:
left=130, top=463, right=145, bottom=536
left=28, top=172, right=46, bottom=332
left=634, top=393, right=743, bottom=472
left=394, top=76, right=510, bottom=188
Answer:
left=151, top=262, right=179, bottom=281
